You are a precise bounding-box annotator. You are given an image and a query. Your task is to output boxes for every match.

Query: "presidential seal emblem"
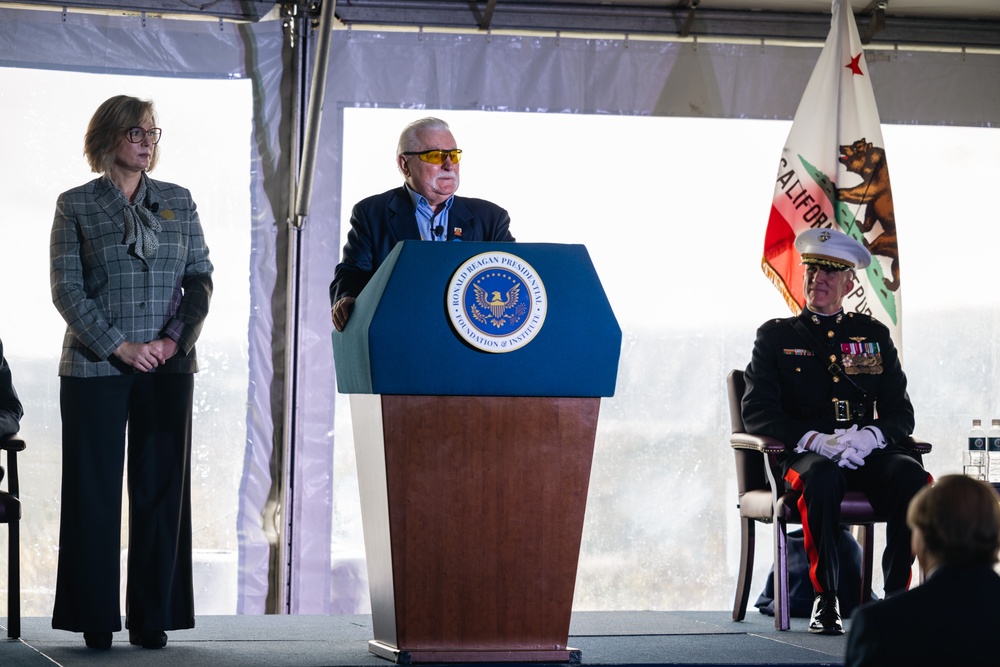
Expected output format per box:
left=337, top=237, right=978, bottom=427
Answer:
left=446, top=251, right=547, bottom=353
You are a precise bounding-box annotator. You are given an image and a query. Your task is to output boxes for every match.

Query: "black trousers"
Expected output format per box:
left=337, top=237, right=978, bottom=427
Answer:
left=783, top=447, right=931, bottom=597
left=52, top=373, right=196, bottom=634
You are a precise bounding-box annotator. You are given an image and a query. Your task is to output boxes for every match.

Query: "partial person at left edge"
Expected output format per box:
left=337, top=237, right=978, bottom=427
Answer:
left=0, top=336, right=24, bottom=484
left=49, top=95, right=213, bottom=651
left=329, top=117, right=515, bottom=332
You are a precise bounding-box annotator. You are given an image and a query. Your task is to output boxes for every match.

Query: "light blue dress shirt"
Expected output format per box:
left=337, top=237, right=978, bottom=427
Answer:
left=405, top=183, right=454, bottom=241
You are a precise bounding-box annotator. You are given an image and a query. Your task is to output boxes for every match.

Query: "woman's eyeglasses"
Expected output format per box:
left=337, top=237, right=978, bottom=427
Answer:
left=125, top=127, right=163, bottom=145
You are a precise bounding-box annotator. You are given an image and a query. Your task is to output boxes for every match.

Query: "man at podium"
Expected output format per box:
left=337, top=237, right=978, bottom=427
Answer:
left=329, top=117, right=515, bottom=331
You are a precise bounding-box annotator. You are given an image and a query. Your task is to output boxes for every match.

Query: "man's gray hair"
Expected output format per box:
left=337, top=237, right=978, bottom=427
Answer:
left=397, top=117, right=452, bottom=156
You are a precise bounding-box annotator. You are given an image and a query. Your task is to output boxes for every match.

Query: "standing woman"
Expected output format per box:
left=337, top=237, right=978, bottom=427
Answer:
left=50, top=95, right=213, bottom=650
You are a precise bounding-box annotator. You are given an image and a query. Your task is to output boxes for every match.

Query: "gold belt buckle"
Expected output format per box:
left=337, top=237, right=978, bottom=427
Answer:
left=833, top=399, right=851, bottom=422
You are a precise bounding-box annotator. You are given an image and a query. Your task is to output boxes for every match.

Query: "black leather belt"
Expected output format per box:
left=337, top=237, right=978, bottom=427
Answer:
left=799, top=400, right=873, bottom=422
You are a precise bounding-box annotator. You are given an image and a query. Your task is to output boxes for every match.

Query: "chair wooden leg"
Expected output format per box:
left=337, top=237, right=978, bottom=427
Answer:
left=8, top=515, right=19, bottom=639
left=773, top=519, right=790, bottom=631
left=733, top=517, right=756, bottom=621
left=857, top=524, right=874, bottom=606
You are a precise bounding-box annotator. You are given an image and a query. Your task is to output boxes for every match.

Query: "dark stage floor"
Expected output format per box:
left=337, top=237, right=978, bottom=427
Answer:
left=1, top=611, right=850, bottom=667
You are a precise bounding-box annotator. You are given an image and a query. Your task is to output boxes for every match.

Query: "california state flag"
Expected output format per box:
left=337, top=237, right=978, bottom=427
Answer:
left=763, top=0, right=902, bottom=349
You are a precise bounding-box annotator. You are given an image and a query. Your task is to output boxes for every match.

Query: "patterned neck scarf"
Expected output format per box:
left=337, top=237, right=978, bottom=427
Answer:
left=121, top=177, right=161, bottom=259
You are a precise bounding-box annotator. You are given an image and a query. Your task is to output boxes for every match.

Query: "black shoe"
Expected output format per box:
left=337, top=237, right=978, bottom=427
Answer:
left=129, top=629, right=168, bottom=649
left=84, top=631, right=113, bottom=649
left=808, top=593, right=845, bottom=635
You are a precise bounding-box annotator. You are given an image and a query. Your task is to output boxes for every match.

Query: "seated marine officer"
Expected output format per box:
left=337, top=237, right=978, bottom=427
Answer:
left=741, top=227, right=931, bottom=635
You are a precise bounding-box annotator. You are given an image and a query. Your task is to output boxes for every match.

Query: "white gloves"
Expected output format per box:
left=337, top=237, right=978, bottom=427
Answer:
left=835, top=424, right=885, bottom=458
left=837, top=447, right=866, bottom=470
left=795, top=430, right=869, bottom=470
left=797, top=431, right=843, bottom=459
left=795, top=424, right=887, bottom=470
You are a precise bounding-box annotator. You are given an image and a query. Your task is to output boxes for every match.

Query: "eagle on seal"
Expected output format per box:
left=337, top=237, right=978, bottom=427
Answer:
left=473, top=282, right=521, bottom=320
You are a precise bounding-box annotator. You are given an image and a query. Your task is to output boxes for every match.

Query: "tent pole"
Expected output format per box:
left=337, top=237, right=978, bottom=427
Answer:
left=274, top=0, right=337, bottom=615
left=267, top=0, right=309, bottom=616
left=294, top=0, right=337, bottom=226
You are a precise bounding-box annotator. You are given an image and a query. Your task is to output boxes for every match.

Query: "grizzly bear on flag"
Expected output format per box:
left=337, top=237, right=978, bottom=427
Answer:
left=836, top=138, right=899, bottom=292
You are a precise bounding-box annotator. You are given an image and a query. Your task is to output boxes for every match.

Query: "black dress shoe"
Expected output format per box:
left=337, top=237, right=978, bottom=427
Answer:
left=808, top=593, right=845, bottom=635
left=84, top=631, right=113, bottom=649
left=129, top=629, right=168, bottom=649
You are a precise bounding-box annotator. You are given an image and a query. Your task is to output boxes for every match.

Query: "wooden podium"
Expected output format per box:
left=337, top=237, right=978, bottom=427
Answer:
left=333, top=242, right=621, bottom=663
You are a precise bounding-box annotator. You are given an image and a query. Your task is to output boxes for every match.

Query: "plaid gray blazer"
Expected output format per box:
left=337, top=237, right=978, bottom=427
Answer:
left=50, top=175, right=214, bottom=377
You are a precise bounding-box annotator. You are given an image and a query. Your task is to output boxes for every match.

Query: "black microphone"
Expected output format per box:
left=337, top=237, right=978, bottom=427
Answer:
left=433, top=224, right=444, bottom=238
left=146, top=198, right=160, bottom=213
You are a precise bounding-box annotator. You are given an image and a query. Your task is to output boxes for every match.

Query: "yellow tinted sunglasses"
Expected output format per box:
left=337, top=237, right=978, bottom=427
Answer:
left=402, top=149, right=462, bottom=164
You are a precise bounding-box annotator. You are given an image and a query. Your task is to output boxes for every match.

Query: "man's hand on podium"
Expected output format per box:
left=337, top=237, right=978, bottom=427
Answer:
left=332, top=296, right=356, bottom=332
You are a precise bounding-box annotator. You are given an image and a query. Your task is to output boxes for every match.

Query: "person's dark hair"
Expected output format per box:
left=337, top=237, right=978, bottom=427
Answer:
left=84, top=95, right=159, bottom=175
left=907, top=474, right=1000, bottom=567
left=396, top=117, right=451, bottom=156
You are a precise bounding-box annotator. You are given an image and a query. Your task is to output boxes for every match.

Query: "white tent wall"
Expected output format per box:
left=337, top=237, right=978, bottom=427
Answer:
left=1, top=2, right=998, bottom=618
left=317, top=29, right=998, bottom=123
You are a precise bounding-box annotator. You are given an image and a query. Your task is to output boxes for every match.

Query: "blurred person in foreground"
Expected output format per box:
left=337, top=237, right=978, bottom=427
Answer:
left=845, top=474, right=1000, bottom=666
left=49, top=95, right=213, bottom=650
left=329, top=116, right=514, bottom=331
left=742, top=227, right=931, bottom=635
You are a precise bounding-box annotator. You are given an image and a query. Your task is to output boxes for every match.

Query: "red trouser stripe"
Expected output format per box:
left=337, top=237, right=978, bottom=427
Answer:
left=785, top=467, right=824, bottom=593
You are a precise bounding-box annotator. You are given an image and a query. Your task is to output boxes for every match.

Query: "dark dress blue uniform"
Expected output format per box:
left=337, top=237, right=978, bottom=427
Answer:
left=742, top=308, right=931, bottom=596
left=846, top=565, right=1000, bottom=666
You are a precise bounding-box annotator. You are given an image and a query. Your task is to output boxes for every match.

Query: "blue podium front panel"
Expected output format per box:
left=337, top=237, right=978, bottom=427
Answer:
left=333, top=242, right=621, bottom=397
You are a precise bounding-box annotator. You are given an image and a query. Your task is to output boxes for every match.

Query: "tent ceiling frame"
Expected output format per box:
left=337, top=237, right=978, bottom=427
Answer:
left=5, top=0, right=278, bottom=21
left=333, top=1, right=1000, bottom=50
left=6, top=1, right=999, bottom=49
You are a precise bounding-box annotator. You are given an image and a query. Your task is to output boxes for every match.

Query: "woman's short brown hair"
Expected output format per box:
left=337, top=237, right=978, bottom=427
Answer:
left=84, top=95, right=159, bottom=174
left=907, top=474, right=1000, bottom=567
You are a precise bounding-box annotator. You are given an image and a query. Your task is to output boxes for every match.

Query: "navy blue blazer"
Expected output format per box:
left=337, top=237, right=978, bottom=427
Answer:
left=845, top=565, right=1000, bottom=667
left=329, top=186, right=514, bottom=304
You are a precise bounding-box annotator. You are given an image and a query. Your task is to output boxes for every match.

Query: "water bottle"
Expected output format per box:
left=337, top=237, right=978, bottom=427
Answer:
left=988, top=419, right=1000, bottom=484
left=965, top=419, right=987, bottom=480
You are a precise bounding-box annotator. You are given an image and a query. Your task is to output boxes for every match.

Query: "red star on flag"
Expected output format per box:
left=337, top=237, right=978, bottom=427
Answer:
left=846, top=53, right=864, bottom=75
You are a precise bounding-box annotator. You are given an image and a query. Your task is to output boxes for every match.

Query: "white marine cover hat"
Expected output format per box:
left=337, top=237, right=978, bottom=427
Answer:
left=795, top=227, right=871, bottom=270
